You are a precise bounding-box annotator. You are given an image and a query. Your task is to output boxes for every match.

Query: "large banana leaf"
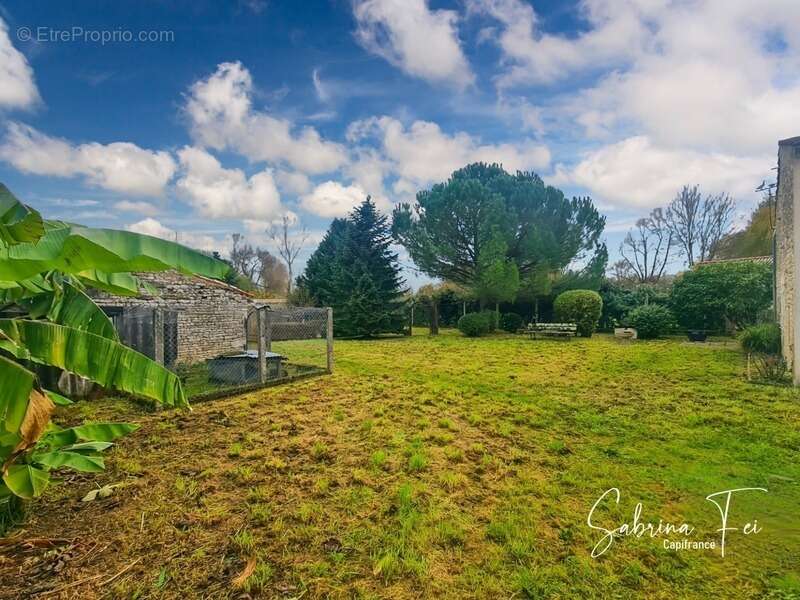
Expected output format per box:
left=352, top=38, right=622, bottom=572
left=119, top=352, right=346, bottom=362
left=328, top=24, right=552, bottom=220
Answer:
left=0, top=184, right=45, bottom=246
left=0, top=221, right=228, bottom=281
left=0, top=274, right=53, bottom=306
left=44, top=423, right=138, bottom=447
left=0, top=356, right=35, bottom=435
left=3, top=464, right=49, bottom=499
left=32, top=451, right=105, bottom=473
left=76, top=270, right=142, bottom=296
left=47, top=281, right=118, bottom=340
left=0, top=319, right=187, bottom=408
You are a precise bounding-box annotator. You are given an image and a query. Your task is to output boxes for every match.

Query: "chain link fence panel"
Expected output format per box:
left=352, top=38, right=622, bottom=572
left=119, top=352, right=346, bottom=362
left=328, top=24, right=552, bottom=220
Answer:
left=157, top=305, right=331, bottom=402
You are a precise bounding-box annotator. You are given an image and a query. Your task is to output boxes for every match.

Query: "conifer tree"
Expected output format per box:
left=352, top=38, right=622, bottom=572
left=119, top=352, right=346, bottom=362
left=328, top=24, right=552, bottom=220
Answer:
left=296, top=198, right=407, bottom=337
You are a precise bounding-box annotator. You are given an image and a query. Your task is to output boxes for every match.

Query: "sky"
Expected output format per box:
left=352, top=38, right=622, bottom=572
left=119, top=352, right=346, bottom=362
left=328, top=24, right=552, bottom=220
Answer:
left=0, top=0, right=798, bottom=289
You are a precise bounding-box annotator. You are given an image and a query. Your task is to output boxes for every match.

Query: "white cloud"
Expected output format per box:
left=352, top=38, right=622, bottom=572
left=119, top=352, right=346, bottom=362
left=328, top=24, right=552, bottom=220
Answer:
left=312, top=68, right=330, bottom=103
left=185, top=61, right=347, bottom=174
left=473, top=0, right=800, bottom=156
left=274, top=169, right=312, bottom=195
left=175, top=146, right=283, bottom=220
left=0, top=18, right=40, bottom=109
left=558, top=136, right=771, bottom=209
left=468, top=0, right=655, bottom=88
left=353, top=0, right=474, bottom=89
left=114, top=200, right=160, bottom=216
left=344, top=147, right=392, bottom=199
left=126, top=217, right=226, bottom=255
left=348, top=116, right=550, bottom=188
left=300, top=181, right=370, bottom=218
left=0, top=122, right=176, bottom=196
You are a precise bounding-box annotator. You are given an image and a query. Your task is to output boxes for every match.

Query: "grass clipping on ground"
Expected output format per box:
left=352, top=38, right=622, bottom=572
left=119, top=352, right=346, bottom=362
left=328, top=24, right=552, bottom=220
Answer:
left=1, top=331, right=799, bottom=599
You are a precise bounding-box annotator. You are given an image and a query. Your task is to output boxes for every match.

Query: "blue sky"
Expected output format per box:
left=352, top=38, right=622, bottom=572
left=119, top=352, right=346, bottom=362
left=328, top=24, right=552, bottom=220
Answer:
left=0, top=0, right=797, bottom=288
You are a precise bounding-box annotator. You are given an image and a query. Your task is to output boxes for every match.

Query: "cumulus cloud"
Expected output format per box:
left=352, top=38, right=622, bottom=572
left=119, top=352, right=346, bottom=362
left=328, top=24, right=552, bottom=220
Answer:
left=274, top=169, right=312, bottom=195
left=185, top=62, right=347, bottom=174
left=0, top=18, right=40, bottom=109
left=347, top=116, right=550, bottom=190
left=353, top=0, right=474, bottom=89
left=126, top=217, right=225, bottom=254
left=0, top=122, right=176, bottom=196
left=474, top=0, right=800, bottom=155
left=175, top=146, right=283, bottom=220
left=344, top=147, right=392, bottom=200
left=300, top=181, right=371, bottom=218
left=555, top=136, right=771, bottom=209
left=468, top=0, right=655, bottom=87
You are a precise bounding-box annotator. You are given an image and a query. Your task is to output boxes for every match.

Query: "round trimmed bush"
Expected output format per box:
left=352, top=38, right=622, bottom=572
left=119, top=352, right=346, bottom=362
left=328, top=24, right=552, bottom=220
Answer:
left=458, top=312, right=488, bottom=337
left=627, top=304, right=675, bottom=339
left=739, top=323, right=781, bottom=355
left=500, top=312, right=523, bottom=333
left=553, top=290, right=603, bottom=337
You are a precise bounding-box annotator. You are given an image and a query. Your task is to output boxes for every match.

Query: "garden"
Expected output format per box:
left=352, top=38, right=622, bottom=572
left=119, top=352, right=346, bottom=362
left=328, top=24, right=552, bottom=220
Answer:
left=1, top=331, right=798, bottom=598
left=0, top=163, right=796, bottom=600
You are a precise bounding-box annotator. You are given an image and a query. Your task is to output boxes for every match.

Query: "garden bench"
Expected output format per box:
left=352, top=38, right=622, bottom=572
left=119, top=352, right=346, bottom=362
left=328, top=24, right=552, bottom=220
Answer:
left=526, top=322, right=578, bottom=339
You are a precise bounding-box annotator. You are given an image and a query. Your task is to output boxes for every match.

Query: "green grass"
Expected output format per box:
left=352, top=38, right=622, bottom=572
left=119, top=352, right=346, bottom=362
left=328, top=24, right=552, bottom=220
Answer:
left=4, top=330, right=800, bottom=599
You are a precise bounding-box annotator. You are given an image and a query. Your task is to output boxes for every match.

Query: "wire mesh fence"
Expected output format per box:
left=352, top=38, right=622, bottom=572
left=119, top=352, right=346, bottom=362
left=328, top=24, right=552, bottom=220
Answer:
left=157, top=305, right=332, bottom=402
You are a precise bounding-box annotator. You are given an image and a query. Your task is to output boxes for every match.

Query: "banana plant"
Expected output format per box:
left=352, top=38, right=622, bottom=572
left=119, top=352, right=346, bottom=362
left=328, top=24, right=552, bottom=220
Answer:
left=0, top=184, right=228, bottom=510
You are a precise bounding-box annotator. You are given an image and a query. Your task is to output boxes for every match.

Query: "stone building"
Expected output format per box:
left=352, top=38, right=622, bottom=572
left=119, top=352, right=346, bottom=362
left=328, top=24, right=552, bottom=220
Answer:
left=93, top=270, right=283, bottom=366
left=775, top=136, right=800, bottom=383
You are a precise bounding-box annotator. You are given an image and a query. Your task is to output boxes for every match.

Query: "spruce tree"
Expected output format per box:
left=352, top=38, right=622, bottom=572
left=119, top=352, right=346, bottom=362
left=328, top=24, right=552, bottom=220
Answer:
left=295, top=218, right=350, bottom=306
left=296, top=197, right=407, bottom=337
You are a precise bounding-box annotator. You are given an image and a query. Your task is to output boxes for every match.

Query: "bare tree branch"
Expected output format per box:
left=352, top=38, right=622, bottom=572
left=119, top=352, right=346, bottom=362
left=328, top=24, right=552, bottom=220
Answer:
left=666, top=185, right=734, bottom=265
left=619, top=208, right=674, bottom=283
left=267, top=215, right=309, bottom=295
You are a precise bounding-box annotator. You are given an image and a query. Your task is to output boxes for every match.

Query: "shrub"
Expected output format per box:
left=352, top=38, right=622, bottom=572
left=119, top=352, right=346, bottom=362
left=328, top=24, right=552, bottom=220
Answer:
left=500, top=312, right=524, bottom=333
left=670, top=261, right=772, bottom=331
left=739, top=323, right=787, bottom=383
left=479, top=310, right=497, bottom=332
left=553, top=290, right=603, bottom=337
left=458, top=312, right=488, bottom=337
left=626, top=304, right=675, bottom=339
left=739, top=323, right=781, bottom=355
left=599, top=281, right=670, bottom=329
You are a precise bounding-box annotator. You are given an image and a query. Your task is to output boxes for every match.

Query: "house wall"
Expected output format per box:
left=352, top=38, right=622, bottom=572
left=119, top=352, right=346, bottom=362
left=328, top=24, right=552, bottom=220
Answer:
left=94, top=271, right=256, bottom=365
left=775, top=136, right=800, bottom=382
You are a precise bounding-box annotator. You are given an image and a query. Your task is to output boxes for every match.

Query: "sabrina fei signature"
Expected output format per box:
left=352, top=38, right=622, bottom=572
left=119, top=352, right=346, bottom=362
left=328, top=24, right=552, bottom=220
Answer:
left=587, top=487, right=767, bottom=558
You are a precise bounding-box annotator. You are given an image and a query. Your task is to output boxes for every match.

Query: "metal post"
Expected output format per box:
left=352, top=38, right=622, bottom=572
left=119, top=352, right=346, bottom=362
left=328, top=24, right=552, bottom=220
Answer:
left=264, top=309, right=272, bottom=353
left=326, top=307, right=334, bottom=373
left=153, top=308, right=164, bottom=365
left=257, top=308, right=267, bottom=383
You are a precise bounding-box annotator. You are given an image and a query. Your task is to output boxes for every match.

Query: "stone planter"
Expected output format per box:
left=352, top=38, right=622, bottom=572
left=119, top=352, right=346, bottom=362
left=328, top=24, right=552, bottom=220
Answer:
left=614, top=327, right=637, bottom=340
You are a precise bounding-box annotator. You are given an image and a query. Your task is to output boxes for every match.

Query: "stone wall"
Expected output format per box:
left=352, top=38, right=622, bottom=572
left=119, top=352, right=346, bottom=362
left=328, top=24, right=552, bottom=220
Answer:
left=93, top=271, right=282, bottom=365
left=775, top=136, right=800, bottom=382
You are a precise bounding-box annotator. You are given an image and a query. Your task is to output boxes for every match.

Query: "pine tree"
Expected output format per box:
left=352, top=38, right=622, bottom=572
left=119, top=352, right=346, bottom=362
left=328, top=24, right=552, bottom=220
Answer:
left=296, top=198, right=407, bottom=337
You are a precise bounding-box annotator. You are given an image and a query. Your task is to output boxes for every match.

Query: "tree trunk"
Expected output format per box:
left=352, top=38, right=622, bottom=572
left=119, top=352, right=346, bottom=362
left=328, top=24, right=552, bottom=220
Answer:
left=430, top=300, right=439, bottom=336
left=495, top=301, right=499, bottom=329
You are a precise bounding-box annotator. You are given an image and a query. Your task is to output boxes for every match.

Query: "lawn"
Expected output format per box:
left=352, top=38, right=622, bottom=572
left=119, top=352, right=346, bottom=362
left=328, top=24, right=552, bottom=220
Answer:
left=2, top=331, right=799, bottom=599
